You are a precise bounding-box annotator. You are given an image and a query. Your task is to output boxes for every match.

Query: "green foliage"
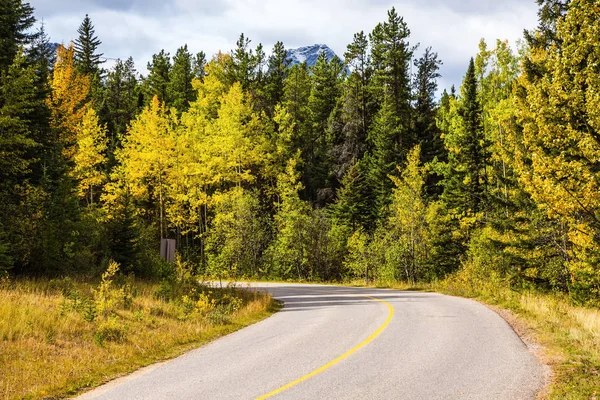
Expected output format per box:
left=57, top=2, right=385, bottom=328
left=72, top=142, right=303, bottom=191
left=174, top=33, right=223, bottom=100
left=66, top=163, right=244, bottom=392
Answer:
left=168, top=45, right=196, bottom=112
left=74, top=14, right=104, bottom=76
left=206, top=189, right=270, bottom=280
left=0, top=0, right=36, bottom=74
left=268, top=159, right=312, bottom=280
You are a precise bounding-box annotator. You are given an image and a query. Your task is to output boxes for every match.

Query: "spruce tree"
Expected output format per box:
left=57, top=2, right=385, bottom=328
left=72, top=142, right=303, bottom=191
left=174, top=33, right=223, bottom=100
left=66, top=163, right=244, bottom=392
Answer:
left=0, top=0, right=37, bottom=73
left=331, top=161, right=370, bottom=230
left=369, top=7, right=413, bottom=148
left=265, top=41, right=290, bottom=113
left=231, top=33, right=253, bottom=90
left=74, top=14, right=104, bottom=76
left=103, top=57, right=139, bottom=157
left=305, top=52, right=343, bottom=204
left=168, top=44, right=196, bottom=112
left=412, top=47, right=445, bottom=198
left=441, top=58, right=486, bottom=216
left=0, top=49, right=38, bottom=187
left=367, top=97, right=400, bottom=220
left=145, top=50, right=171, bottom=105
left=192, top=51, right=206, bottom=80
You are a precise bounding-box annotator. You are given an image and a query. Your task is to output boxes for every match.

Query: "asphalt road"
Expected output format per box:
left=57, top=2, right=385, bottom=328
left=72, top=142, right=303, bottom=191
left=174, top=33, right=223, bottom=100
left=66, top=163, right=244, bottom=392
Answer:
left=77, top=283, right=544, bottom=399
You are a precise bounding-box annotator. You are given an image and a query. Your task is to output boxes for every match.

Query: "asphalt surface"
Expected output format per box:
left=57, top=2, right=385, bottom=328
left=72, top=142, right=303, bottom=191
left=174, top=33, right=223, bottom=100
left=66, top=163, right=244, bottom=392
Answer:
left=77, top=283, right=544, bottom=399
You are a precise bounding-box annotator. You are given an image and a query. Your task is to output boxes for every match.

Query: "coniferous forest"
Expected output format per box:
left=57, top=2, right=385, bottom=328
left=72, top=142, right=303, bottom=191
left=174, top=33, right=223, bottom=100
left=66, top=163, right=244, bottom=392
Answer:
left=3, top=0, right=600, bottom=306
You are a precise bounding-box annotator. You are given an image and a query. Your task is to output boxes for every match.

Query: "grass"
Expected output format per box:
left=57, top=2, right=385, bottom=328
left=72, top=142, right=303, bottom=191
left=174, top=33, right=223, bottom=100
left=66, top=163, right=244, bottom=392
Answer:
left=0, top=276, right=276, bottom=400
left=347, top=276, right=600, bottom=399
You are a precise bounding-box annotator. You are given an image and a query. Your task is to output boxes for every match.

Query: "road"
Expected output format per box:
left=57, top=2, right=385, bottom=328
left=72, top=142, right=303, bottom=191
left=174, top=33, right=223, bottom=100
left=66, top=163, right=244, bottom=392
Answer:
left=77, top=283, right=544, bottom=399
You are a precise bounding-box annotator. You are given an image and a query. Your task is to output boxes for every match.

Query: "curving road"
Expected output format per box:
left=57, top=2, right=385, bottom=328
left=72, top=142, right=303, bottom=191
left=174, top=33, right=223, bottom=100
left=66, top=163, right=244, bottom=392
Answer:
left=77, top=283, right=544, bottom=399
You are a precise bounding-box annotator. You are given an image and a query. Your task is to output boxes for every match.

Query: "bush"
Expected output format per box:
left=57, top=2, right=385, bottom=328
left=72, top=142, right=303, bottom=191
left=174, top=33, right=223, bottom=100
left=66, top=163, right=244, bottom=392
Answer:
left=154, top=280, right=174, bottom=301
left=48, top=277, right=76, bottom=296
left=94, top=317, right=126, bottom=346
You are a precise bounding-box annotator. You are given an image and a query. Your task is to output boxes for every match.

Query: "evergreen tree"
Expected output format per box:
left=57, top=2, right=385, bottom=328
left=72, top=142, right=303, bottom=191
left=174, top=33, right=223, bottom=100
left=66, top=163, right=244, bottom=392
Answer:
left=369, top=7, right=413, bottom=152
left=413, top=47, right=445, bottom=197
left=145, top=50, right=171, bottom=105
left=305, top=52, right=343, bottom=204
left=331, top=161, right=370, bottom=230
left=168, top=44, right=196, bottom=112
left=0, top=0, right=37, bottom=73
left=265, top=41, right=291, bottom=113
left=231, top=33, right=253, bottom=90
left=441, top=59, right=486, bottom=217
left=74, top=14, right=104, bottom=76
left=367, top=98, right=401, bottom=220
left=0, top=49, right=38, bottom=187
left=103, top=57, right=139, bottom=159
left=192, top=51, right=206, bottom=80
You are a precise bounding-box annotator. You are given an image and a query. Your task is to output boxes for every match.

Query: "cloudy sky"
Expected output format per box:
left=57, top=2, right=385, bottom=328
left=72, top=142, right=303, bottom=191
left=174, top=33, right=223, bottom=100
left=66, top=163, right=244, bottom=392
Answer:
left=29, top=0, right=539, bottom=92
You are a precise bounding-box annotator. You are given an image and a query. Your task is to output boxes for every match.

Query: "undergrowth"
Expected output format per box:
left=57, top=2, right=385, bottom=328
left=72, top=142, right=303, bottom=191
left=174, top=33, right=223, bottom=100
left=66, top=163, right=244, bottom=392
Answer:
left=0, top=262, right=275, bottom=400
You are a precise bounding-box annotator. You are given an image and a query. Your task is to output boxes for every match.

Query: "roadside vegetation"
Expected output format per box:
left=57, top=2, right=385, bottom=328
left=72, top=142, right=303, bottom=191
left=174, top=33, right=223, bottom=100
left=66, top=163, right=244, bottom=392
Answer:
left=0, top=265, right=275, bottom=400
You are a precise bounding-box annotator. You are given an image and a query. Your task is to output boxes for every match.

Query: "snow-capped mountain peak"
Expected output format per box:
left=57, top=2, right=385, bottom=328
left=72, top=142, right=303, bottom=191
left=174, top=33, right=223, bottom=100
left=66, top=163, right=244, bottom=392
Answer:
left=287, top=44, right=339, bottom=67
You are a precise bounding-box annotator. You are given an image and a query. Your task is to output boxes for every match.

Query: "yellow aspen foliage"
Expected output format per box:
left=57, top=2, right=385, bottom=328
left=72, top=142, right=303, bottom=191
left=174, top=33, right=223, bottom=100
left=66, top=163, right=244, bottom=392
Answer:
left=514, top=0, right=600, bottom=298
left=73, top=108, right=107, bottom=205
left=108, top=96, right=178, bottom=238
left=47, top=43, right=91, bottom=161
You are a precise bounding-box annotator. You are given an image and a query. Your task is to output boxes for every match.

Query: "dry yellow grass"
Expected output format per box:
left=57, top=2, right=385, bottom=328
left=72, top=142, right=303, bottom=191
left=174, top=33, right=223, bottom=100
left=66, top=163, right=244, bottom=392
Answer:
left=0, top=278, right=275, bottom=400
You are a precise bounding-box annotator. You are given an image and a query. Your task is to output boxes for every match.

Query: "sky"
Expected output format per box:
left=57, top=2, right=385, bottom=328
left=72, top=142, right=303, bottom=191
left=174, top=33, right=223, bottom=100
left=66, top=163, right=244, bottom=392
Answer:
left=29, top=0, right=540, bottom=92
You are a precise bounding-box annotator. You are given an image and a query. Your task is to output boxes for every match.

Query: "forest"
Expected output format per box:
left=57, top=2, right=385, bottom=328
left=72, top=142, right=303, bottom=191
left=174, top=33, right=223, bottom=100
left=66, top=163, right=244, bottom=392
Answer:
left=2, top=0, right=599, bottom=305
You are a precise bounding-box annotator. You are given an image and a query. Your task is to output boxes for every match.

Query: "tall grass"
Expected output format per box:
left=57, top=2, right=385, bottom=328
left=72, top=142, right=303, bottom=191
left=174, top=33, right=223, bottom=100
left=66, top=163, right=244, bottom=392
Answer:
left=0, top=277, right=274, bottom=400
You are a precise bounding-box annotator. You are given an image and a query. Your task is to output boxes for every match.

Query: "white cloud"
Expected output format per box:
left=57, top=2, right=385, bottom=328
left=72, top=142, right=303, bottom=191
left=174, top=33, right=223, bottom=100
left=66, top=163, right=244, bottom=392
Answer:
left=30, top=0, right=539, bottom=89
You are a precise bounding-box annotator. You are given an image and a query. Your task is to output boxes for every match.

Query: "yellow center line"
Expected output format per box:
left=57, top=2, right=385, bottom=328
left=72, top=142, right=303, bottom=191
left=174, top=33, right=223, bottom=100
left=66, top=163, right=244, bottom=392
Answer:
left=256, top=291, right=395, bottom=399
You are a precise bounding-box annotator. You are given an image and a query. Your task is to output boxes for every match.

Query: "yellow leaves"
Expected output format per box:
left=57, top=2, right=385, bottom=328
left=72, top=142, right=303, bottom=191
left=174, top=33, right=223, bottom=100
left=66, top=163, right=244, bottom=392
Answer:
left=47, top=43, right=91, bottom=161
left=108, top=53, right=272, bottom=236
left=72, top=108, right=107, bottom=203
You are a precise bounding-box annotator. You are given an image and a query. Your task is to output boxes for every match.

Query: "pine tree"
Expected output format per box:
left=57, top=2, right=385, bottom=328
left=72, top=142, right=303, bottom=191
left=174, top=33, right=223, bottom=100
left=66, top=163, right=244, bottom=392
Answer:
left=0, top=0, right=37, bottom=73
left=367, top=97, right=400, bottom=220
left=413, top=47, right=445, bottom=197
left=369, top=7, right=413, bottom=150
left=192, top=51, right=206, bottom=80
left=305, top=52, right=343, bottom=204
left=231, top=33, right=253, bottom=90
left=0, top=49, right=38, bottom=187
left=103, top=57, right=139, bottom=158
left=168, top=44, right=196, bottom=112
left=331, top=161, right=370, bottom=230
left=441, top=58, right=486, bottom=217
left=74, top=14, right=104, bottom=76
left=145, top=50, right=171, bottom=105
left=265, top=41, right=291, bottom=113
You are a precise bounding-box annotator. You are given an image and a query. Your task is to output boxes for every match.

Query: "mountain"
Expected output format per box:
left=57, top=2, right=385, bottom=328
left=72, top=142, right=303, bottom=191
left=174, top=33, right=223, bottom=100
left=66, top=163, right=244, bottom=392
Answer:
left=287, top=44, right=341, bottom=67
left=48, top=43, right=60, bottom=54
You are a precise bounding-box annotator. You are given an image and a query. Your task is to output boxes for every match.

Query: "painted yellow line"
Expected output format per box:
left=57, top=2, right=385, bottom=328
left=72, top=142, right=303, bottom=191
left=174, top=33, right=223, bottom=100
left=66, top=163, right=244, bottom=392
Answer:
left=256, top=293, right=395, bottom=400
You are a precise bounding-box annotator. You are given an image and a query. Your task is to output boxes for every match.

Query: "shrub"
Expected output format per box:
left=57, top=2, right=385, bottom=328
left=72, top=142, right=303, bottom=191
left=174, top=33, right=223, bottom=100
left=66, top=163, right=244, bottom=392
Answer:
left=94, top=317, right=126, bottom=346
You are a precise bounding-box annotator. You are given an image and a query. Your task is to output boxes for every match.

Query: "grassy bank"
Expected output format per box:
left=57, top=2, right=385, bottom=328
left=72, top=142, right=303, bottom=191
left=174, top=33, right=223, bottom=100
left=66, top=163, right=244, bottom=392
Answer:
left=0, top=274, right=276, bottom=400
